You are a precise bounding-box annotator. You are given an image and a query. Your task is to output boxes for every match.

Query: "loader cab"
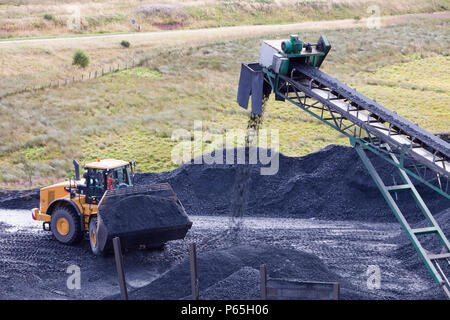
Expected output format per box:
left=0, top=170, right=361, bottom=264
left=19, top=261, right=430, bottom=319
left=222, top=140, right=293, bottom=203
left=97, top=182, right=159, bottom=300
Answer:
left=78, top=159, right=134, bottom=205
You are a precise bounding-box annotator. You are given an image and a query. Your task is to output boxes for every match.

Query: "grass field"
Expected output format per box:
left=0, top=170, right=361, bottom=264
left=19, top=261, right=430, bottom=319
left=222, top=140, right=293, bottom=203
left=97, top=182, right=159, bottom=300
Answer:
left=1, top=0, right=449, bottom=38
left=0, top=17, right=449, bottom=188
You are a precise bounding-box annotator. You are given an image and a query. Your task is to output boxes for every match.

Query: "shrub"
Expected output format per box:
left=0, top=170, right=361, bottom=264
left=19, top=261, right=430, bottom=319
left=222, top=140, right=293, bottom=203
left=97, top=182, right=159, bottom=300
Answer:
left=72, top=50, right=90, bottom=68
left=43, top=14, right=54, bottom=21
left=121, top=40, right=130, bottom=48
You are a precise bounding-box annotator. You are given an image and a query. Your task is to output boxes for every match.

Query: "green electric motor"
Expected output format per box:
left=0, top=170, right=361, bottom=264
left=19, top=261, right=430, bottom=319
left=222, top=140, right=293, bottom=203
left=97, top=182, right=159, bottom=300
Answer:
left=281, top=35, right=303, bottom=54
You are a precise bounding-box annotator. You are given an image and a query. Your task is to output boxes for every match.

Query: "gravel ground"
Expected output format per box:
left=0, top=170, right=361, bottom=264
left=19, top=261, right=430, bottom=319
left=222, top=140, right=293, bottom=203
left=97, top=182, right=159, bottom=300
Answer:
left=0, top=210, right=446, bottom=300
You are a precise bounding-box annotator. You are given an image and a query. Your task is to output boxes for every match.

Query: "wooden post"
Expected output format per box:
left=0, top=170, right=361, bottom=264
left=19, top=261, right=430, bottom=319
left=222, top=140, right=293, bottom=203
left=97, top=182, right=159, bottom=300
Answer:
left=333, top=283, right=340, bottom=300
left=189, top=243, right=199, bottom=300
left=113, top=237, right=128, bottom=300
left=260, top=264, right=267, bottom=300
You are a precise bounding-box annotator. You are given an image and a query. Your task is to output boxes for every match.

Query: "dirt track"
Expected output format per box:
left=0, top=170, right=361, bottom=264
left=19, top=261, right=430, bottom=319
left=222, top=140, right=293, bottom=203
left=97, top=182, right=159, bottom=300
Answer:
left=0, top=210, right=445, bottom=299
left=1, top=12, right=448, bottom=50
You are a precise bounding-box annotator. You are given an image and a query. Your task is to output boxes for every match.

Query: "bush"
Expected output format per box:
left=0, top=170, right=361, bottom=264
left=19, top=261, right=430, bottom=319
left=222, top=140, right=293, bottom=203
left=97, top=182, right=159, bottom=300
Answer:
left=120, top=40, right=130, bottom=48
left=43, top=14, right=54, bottom=21
left=72, top=50, right=90, bottom=68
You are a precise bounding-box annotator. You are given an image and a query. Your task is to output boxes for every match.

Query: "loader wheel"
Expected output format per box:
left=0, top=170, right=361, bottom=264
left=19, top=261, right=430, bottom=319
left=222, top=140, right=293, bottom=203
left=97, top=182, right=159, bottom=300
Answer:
left=89, top=218, right=103, bottom=256
left=51, top=207, right=83, bottom=245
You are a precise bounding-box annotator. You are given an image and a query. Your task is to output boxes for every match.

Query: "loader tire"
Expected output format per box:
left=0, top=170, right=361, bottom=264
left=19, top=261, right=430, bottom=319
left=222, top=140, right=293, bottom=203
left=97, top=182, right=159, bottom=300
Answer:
left=51, top=207, right=83, bottom=245
left=89, top=218, right=103, bottom=256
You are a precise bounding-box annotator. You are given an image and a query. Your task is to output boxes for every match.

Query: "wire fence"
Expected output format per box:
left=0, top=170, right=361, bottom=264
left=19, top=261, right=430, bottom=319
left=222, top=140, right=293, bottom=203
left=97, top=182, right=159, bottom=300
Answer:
left=0, top=58, right=140, bottom=100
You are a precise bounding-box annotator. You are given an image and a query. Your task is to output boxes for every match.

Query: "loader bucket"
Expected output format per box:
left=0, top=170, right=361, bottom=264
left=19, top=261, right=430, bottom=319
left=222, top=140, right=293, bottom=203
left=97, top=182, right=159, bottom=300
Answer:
left=96, top=183, right=192, bottom=253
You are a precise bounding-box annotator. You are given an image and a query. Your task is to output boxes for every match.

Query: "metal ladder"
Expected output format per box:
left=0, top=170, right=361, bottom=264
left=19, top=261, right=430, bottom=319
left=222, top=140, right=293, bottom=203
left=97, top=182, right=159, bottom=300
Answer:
left=354, top=142, right=450, bottom=298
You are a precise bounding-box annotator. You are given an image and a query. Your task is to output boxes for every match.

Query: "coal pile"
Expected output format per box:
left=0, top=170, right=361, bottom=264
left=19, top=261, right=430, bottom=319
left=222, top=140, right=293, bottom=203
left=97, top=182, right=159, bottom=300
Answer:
left=135, top=145, right=449, bottom=222
left=393, top=208, right=450, bottom=275
left=107, top=245, right=375, bottom=300
left=198, top=267, right=260, bottom=300
left=2, top=145, right=448, bottom=224
left=0, top=189, right=39, bottom=209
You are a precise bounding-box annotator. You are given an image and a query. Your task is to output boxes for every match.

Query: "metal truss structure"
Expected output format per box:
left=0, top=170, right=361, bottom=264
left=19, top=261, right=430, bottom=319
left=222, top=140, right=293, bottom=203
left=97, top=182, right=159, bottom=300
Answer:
left=258, top=63, right=450, bottom=297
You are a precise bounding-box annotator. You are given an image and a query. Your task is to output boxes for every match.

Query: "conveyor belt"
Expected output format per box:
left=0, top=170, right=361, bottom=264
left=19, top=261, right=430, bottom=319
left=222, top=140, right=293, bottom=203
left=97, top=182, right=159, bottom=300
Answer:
left=280, top=64, right=450, bottom=181
left=294, top=64, right=450, bottom=158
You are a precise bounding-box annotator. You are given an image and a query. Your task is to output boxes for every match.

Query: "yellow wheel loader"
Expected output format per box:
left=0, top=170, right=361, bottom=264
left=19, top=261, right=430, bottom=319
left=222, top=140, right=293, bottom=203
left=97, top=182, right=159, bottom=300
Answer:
left=32, top=159, right=192, bottom=255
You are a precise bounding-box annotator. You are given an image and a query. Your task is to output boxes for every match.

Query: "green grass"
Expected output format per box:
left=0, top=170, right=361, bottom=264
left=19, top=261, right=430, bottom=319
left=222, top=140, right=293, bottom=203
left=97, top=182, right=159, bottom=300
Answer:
left=118, top=67, right=161, bottom=78
left=0, top=18, right=449, bottom=188
left=365, top=55, right=450, bottom=93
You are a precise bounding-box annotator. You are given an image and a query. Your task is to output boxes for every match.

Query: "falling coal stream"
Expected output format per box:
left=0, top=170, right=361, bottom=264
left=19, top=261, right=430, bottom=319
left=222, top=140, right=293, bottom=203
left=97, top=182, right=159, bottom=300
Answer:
left=228, top=97, right=269, bottom=243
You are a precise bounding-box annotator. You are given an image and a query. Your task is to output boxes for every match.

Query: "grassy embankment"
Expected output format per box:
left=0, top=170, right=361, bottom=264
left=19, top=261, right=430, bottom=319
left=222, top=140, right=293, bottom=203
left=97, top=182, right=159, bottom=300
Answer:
left=0, top=0, right=448, bottom=38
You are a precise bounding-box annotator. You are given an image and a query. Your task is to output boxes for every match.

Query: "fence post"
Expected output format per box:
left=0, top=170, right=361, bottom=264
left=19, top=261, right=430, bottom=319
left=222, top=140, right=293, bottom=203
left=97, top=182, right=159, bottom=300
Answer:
left=189, top=243, right=199, bottom=300
left=95, top=70, right=97, bottom=78
left=260, top=264, right=267, bottom=300
left=102, top=68, right=104, bottom=76
left=113, top=237, right=128, bottom=300
left=333, top=283, right=340, bottom=300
